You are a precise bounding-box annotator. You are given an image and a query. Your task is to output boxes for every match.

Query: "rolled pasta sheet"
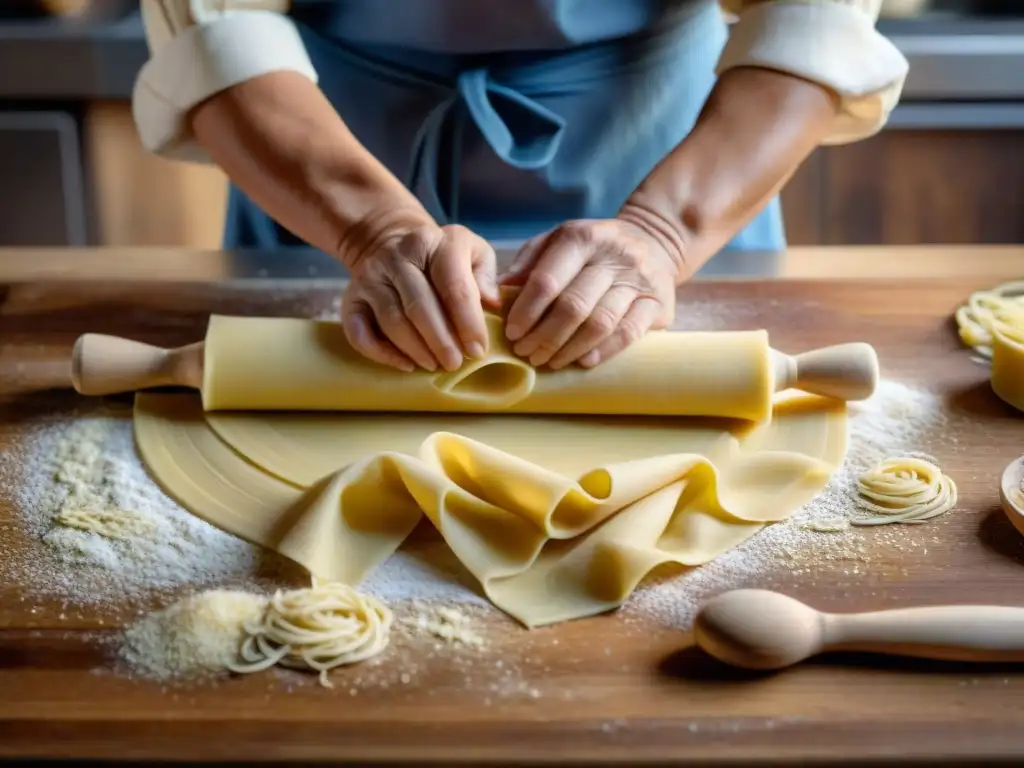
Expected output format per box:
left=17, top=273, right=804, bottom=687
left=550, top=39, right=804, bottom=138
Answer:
left=201, top=314, right=774, bottom=420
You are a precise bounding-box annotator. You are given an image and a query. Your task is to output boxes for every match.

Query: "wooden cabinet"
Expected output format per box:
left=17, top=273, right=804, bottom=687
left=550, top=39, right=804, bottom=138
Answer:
left=85, top=102, right=228, bottom=249
left=782, top=129, right=1024, bottom=246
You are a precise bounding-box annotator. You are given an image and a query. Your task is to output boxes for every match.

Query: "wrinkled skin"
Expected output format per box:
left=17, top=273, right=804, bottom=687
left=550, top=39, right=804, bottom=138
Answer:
left=341, top=215, right=680, bottom=372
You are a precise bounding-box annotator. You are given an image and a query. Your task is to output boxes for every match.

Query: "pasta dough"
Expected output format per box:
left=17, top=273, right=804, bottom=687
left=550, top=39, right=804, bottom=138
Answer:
left=201, top=314, right=775, bottom=420
left=134, top=389, right=847, bottom=627
left=955, top=280, right=1024, bottom=359
left=228, top=580, right=392, bottom=687
left=853, top=457, right=957, bottom=526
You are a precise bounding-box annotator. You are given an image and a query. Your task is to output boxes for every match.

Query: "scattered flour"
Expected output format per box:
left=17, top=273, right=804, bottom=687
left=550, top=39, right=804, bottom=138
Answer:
left=402, top=602, right=487, bottom=648
left=2, top=379, right=947, bottom=646
left=0, top=402, right=486, bottom=612
left=0, top=407, right=266, bottom=606
left=625, top=379, right=948, bottom=627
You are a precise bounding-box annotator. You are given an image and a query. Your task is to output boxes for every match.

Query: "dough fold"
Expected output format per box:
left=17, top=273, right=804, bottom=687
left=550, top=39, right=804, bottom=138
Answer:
left=134, top=391, right=847, bottom=627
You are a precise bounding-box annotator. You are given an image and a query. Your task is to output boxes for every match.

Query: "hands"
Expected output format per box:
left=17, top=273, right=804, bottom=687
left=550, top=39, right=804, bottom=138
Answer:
left=500, top=207, right=685, bottom=369
left=341, top=206, right=685, bottom=373
left=341, top=217, right=499, bottom=373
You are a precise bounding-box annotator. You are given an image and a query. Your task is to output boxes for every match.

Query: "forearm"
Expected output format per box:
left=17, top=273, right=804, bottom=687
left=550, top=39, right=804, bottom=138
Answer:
left=622, top=65, right=838, bottom=279
left=190, top=71, right=432, bottom=268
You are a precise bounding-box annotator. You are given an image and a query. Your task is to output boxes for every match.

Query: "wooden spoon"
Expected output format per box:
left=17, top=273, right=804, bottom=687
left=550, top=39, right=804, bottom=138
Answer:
left=694, top=589, right=1024, bottom=670
left=1000, top=454, right=1024, bottom=539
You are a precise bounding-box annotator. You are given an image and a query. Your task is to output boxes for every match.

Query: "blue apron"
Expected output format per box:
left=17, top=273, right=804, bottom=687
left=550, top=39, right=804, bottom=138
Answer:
left=223, top=0, right=786, bottom=256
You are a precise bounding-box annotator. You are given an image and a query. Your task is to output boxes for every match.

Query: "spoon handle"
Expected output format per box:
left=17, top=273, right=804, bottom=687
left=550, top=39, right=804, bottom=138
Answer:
left=824, top=605, right=1024, bottom=662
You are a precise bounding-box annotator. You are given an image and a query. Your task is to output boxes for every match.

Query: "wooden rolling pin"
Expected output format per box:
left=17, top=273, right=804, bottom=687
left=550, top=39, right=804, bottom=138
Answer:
left=70, top=315, right=879, bottom=417
left=694, top=589, right=1024, bottom=669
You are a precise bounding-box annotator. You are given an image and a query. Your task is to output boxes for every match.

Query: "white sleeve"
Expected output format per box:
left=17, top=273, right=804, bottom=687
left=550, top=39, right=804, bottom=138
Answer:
left=134, top=0, right=319, bottom=164
left=717, top=0, right=909, bottom=144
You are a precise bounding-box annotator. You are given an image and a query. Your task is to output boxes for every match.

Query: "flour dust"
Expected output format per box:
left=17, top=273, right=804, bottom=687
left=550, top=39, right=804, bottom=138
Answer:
left=625, top=379, right=949, bottom=626
left=2, top=379, right=946, bottom=633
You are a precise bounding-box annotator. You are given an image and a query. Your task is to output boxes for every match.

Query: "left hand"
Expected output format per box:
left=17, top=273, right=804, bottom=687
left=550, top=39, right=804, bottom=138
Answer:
left=499, top=215, right=684, bottom=370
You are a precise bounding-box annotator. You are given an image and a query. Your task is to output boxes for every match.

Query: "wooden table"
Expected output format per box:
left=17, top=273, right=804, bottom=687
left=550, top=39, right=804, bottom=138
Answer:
left=1, top=246, right=1023, bottom=765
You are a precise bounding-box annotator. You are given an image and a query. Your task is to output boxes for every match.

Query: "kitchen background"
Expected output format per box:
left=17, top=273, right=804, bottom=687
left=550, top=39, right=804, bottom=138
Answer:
left=0, top=0, right=1021, bottom=250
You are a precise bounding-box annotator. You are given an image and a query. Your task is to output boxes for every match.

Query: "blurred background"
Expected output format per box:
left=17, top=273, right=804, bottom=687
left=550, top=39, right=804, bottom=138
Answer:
left=0, top=0, right=1021, bottom=250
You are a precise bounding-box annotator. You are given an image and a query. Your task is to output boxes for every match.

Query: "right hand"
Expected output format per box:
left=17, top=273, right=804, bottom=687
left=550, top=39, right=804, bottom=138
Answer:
left=341, top=220, right=500, bottom=373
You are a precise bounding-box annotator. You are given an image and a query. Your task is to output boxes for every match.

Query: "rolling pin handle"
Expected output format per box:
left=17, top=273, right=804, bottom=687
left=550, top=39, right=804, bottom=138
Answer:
left=773, top=342, right=879, bottom=402
left=71, top=334, right=204, bottom=396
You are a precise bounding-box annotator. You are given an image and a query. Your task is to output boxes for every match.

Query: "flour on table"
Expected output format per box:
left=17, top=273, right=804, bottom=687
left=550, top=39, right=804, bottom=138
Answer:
left=2, top=379, right=946, bottom=634
left=0, top=406, right=266, bottom=607
left=121, top=589, right=268, bottom=681
left=625, top=379, right=948, bottom=627
left=402, top=602, right=488, bottom=648
left=0, top=403, right=485, bottom=610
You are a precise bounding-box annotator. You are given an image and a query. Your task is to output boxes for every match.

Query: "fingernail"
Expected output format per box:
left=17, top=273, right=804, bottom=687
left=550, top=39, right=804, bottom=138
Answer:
left=506, top=324, right=523, bottom=341
left=398, top=361, right=416, bottom=373
left=466, top=342, right=485, bottom=359
left=442, top=349, right=463, bottom=371
left=579, top=351, right=599, bottom=368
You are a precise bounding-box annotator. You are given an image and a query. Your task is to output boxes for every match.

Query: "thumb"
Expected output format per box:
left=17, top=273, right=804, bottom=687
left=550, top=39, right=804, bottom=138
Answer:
left=472, top=241, right=500, bottom=307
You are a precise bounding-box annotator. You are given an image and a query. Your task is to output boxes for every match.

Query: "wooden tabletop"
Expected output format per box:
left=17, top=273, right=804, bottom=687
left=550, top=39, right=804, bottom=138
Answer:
left=1, top=245, right=1023, bottom=765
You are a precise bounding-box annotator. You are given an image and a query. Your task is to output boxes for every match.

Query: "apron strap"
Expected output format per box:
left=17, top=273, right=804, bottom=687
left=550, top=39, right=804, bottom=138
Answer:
left=407, top=68, right=566, bottom=223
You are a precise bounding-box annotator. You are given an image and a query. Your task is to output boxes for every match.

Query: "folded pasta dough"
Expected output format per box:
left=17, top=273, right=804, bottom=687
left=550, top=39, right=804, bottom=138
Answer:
left=201, top=314, right=774, bottom=420
left=134, top=391, right=847, bottom=627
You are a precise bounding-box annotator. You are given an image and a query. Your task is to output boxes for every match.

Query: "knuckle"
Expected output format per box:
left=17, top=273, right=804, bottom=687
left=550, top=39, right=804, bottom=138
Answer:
left=436, top=279, right=475, bottom=306
left=561, top=220, right=595, bottom=245
left=584, top=306, right=619, bottom=337
left=407, top=224, right=437, bottom=243
left=617, top=320, right=643, bottom=345
left=554, top=290, right=590, bottom=322
left=532, top=337, right=562, bottom=356
left=524, top=270, right=562, bottom=302
left=428, top=246, right=466, bottom=275
left=441, top=223, right=471, bottom=240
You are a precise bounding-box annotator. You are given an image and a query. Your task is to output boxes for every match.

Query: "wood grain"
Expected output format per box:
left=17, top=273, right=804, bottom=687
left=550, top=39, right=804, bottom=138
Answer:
left=0, top=244, right=1021, bottom=282
left=784, top=130, right=1024, bottom=246
left=1, top=248, right=1024, bottom=764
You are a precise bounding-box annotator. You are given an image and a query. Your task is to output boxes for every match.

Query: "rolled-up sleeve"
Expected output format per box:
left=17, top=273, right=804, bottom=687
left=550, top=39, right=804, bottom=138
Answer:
left=717, top=0, right=908, bottom=144
left=134, top=0, right=318, bottom=163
